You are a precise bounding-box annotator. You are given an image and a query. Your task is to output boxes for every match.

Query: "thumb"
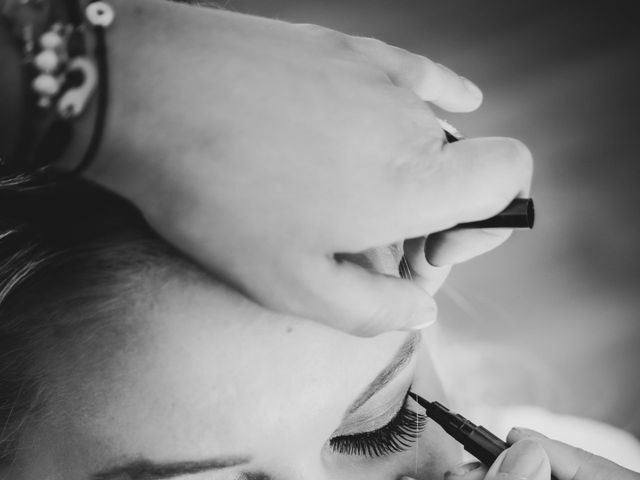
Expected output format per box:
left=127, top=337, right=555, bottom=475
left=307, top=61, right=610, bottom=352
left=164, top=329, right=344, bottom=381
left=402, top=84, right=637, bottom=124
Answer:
left=508, top=427, right=640, bottom=480
left=396, top=137, right=533, bottom=239
left=485, top=439, right=551, bottom=480
left=262, top=252, right=438, bottom=336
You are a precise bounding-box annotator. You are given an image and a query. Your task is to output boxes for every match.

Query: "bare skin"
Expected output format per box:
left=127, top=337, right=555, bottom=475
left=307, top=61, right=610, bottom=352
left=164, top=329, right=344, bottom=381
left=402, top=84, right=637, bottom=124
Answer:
left=402, top=425, right=640, bottom=480
left=0, top=0, right=532, bottom=333
left=1, top=248, right=463, bottom=480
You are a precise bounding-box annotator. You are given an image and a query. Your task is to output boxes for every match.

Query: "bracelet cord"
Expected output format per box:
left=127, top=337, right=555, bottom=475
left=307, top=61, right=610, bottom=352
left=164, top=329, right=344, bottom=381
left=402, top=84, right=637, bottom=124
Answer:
left=71, top=8, right=108, bottom=175
left=0, top=0, right=113, bottom=176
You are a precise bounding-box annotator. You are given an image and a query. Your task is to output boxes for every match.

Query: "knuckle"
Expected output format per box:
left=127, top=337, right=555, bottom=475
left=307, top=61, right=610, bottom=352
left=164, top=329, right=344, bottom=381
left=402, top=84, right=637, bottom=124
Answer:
left=348, top=36, right=392, bottom=65
left=322, top=30, right=352, bottom=51
left=356, top=36, right=388, bottom=50
left=571, top=450, right=601, bottom=480
left=298, top=23, right=351, bottom=51
left=295, top=22, right=327, bottom=34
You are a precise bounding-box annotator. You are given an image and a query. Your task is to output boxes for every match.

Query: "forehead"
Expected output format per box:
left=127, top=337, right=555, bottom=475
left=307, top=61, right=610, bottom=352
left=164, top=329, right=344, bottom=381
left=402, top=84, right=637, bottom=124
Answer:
left=33, top=272, right=409, bottom=472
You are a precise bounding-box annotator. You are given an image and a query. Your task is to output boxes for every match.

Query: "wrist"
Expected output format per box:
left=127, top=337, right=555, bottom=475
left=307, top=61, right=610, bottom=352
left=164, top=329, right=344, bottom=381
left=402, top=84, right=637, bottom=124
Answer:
left=0, top=10, right=26, bottom=166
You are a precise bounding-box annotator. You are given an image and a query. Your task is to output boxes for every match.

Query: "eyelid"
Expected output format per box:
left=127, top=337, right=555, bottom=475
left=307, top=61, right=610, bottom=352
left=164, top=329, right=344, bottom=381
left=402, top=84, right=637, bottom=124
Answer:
left=335, top=392, right=405, bottom=437
left=331, top=375, right=415, bottom=439
left=346, top=333, right=421, bottom=416
left=328, top=388, right=427, bottom=458
left=334, top=360, right=415, bottom=438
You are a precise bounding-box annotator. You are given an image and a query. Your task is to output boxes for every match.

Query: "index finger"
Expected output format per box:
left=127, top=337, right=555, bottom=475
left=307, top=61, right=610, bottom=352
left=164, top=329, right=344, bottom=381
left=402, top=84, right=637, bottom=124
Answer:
left=508, top=427, right=640, bottom=480
left=346, top=36, right=483, bottom=112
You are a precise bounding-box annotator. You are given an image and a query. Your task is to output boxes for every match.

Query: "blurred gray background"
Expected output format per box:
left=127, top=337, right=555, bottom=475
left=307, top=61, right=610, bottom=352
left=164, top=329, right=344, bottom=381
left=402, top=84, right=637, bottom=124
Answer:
left=225, top=0, right=640, bottom=438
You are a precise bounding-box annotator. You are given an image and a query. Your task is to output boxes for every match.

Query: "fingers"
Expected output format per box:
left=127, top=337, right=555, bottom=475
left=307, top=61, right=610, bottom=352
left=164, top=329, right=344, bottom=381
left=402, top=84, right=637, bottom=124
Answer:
left=281, top=253, right=438, bottom=336
left=402, top=442, right=551, bottom=480
left=404, top=228, right=513, bottom=296
left=483, top=440, right=551, bottom=480
left=403, top=237, right=451, bottom=296
left=424, top=228, right=513, bottom=267
left=508, top=428, right=640, bottom=480
left=400, top=137, right=533, bottom=238
left=346, top=36, right=483, bottom=112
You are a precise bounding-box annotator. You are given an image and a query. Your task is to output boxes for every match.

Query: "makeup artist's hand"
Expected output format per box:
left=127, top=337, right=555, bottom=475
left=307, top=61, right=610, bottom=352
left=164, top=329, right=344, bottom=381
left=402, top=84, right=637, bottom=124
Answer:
left=402, top=428, right=639, bottom=480
left=64, top=0, right=532, bottom=335
left=503, top=428, right=640, bottom=480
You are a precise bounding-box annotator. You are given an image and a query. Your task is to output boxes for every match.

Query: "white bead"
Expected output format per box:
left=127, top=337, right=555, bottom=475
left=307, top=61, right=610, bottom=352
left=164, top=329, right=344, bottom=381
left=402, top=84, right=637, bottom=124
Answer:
left=40, top=31, right=64, bottom=50
left=86, top=2, right=115, bottom=27
left=32, top=74, right=60, bottom=96
left=38, top=97, right=52, bottom=108
left=34, top=50, right=60, bottom=72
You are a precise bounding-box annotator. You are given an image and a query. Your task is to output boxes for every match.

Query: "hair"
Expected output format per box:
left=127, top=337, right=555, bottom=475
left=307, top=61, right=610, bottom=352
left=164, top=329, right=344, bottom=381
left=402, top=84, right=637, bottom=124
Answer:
left=0, top=174, right=183, bottom=465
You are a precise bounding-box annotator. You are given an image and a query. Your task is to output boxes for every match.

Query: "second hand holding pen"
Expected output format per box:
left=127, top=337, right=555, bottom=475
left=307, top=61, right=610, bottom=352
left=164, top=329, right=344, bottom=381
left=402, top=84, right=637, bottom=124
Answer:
left=409, top=392, right=558, bottom=480
left=409, top=393, right=507, bottom=466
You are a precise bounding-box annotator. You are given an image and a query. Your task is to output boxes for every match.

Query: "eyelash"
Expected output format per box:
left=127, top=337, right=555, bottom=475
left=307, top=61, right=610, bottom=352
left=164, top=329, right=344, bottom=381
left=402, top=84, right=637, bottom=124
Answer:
left=329, top=393, right=427, bottom=458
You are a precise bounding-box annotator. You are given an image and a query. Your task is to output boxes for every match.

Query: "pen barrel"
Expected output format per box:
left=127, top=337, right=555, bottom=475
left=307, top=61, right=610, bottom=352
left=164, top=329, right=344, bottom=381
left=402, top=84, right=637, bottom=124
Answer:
left=411, top=395, right=559, bottom=480
left=462, top=425, right=509, bottom=465
left=418, top=400, right=508, bottom=465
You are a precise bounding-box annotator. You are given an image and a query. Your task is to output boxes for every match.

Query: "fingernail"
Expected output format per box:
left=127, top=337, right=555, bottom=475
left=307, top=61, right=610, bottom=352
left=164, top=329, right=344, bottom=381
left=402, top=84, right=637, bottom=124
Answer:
left=493, top=440, right=546, bottom=479
left=445, top=461, right=483, bottom=477
left=508, top=427, right=527, bottom=441
left=407, top=307, right=438, bottom=330
left=462, top=76, right=483, bottom=99
left=507, top=427, right=544, bottom=443
left=409, top=318, right=437, bottom=330
left=514, top=427, right=543, bottom=437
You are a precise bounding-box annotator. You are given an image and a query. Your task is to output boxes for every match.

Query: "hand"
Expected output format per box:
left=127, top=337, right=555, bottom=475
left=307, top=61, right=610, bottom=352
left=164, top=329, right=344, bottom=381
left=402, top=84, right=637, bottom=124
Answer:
left=342, top=225, right=514, bottom=324
left=401, top=427, right=639, bottom=480
left=503, top=428, right=640, bottom=480
left=72, top=0, right=532, bottom=334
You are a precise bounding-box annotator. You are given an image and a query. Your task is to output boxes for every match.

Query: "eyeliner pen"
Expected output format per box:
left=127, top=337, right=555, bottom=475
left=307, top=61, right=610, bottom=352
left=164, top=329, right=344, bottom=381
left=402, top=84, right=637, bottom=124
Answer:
left=409, top=393, right=507, bottom=466
left=409, top=393, right=558, bottom=479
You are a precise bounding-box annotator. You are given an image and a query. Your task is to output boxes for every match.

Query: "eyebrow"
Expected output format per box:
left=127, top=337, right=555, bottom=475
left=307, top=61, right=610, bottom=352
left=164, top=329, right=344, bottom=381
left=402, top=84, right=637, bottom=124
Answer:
left=345, top=332, right=421, bottom=415
left=91, top=456, right=254, bottom=480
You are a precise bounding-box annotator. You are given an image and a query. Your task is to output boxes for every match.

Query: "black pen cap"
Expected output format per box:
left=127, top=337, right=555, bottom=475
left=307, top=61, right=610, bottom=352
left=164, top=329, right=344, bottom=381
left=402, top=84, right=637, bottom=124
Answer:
left=457, top=198, right=535, bottom=230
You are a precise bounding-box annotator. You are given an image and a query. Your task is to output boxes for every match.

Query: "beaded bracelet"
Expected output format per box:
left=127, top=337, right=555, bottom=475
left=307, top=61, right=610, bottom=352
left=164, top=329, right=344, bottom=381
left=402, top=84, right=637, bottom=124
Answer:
left=0, top=0, right=114, bottom=175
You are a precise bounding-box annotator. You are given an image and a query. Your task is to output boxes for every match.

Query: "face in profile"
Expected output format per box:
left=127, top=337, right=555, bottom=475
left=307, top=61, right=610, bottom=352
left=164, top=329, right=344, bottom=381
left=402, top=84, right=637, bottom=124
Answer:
left=1, top=238, right=462, bottom=480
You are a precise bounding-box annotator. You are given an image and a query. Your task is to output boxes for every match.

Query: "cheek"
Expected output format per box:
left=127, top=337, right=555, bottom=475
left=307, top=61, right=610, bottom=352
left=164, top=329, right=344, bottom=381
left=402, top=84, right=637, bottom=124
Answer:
left=411, top=421, right=463, bottom=479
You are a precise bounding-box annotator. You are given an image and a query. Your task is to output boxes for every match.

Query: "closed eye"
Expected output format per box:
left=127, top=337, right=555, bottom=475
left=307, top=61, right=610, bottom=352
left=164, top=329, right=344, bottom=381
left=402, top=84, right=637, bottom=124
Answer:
left=329, top=389, right=427, bottom=458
